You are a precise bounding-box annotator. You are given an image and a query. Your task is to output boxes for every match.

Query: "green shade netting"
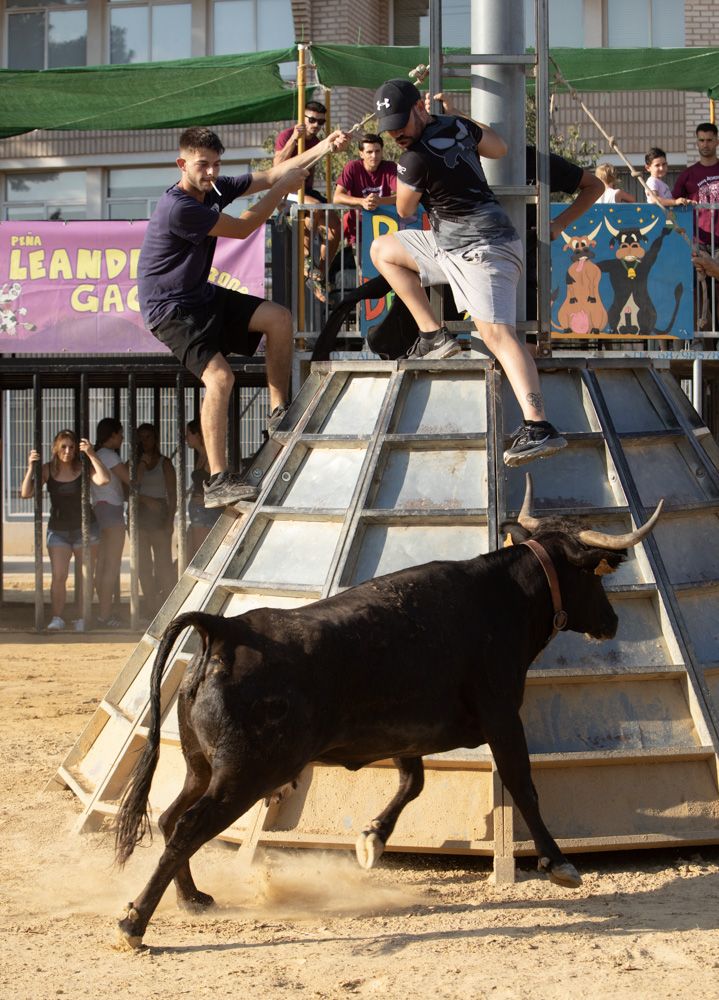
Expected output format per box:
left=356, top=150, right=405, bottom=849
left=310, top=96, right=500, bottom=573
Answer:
left=311, top=43, right=719, bottom=98
left=2, top=44, right=718, bottom=139
left=0, top=48, right=302, bottom=138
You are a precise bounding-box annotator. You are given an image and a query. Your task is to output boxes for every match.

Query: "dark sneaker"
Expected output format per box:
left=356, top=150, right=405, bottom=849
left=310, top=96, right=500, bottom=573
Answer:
left=503, top=421, right=567, bottom=467
left=266, top=403, right=289, bottom=437
left=404, top=326, right=461, bottom=360
left=204, top=472, right=260, bottom=509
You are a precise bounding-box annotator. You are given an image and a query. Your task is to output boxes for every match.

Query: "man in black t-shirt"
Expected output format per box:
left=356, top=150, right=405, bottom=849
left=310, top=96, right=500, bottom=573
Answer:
left=371, top=78, right=567, bottom=467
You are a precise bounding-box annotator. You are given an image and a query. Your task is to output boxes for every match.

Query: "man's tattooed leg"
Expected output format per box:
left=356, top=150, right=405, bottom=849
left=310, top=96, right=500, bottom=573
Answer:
left=526, top=391, right=544, bottom=418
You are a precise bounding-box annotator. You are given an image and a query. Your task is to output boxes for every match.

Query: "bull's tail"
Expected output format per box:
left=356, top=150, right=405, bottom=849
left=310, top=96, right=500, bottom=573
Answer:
left=114, top=612, right=216, bottom=867
left=656, top=282, right=683, bottom=335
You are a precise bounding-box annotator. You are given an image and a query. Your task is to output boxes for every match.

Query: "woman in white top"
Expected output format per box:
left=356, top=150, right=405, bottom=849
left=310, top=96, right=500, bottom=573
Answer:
left=92, top=417, right=130, bottom=628
left=134, top=423, right=177, bottom=617
left=595, top=163, right=634, bottom=204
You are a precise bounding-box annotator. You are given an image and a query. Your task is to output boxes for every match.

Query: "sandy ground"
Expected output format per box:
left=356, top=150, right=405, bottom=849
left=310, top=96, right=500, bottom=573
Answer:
left=2, top=605, right=719, bottom=1000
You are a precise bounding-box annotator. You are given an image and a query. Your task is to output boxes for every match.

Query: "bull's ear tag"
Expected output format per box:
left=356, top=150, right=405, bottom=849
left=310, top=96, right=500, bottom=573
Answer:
left=594, top=558, right=615, bottom=576
left=503, top=533, right=514, bottom=547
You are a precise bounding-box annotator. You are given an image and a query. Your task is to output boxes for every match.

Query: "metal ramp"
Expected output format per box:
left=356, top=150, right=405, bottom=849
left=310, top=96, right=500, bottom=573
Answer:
left=54, top=357, right=719, bottom=874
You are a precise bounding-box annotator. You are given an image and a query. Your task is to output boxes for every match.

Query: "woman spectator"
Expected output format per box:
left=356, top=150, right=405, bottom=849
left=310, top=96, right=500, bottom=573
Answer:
left=92, top=417, right=130, bottom=629
left=134, top=423, right=177, bottom=617
left=20, top=429, right=110, bottom=632
left=186, top=417, right=221, bottom=558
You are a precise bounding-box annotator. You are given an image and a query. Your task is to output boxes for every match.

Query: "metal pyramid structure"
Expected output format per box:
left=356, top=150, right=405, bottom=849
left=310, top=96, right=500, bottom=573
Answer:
left=53, top=356, right=719, bottom=877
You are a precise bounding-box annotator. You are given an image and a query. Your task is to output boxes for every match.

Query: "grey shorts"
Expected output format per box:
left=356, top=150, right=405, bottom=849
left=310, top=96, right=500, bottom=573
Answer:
left=94, top=501, right=126, bottom=530
left=394, top=229, right=523, bottom=326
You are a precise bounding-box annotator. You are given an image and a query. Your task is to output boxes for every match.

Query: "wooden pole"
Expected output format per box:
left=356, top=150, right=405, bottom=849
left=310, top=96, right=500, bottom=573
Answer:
left=297, top=43, right=307, bottom=336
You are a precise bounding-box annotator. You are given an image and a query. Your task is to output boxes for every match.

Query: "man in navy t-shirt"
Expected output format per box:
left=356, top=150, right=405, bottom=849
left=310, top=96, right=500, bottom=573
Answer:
left=139, top=125, right=348, bottom=509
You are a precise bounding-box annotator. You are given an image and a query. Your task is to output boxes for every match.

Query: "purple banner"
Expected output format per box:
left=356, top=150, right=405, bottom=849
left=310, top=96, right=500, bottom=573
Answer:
left=0, top=221, right=265, bottom=353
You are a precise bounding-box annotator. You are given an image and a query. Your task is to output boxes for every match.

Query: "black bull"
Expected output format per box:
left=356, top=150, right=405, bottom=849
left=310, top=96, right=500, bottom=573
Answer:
left=114, top=480, right=662, bottom=949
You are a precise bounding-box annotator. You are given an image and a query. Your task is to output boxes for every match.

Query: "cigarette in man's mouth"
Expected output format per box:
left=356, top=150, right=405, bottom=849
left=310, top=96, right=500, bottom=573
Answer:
left=211, top=181, right=221, bottom=196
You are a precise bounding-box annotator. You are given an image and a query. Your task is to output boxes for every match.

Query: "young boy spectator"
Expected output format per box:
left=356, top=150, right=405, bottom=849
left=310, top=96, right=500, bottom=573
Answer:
left=595, top=164, right=634, bottom=204
left=644, top=147, right=689, bottom=208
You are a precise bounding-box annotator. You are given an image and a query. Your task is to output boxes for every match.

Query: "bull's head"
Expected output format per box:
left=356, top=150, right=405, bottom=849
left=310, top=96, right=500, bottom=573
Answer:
left=560, top=221, right=603, bottom=257
left=503, top=476, right=663, bottom=641
left=604, top=215, right=660, bottom=257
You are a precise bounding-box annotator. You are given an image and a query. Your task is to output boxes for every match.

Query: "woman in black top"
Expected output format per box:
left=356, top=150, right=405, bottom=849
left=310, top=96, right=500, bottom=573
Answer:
left=21, top=429, right=110, bottom=632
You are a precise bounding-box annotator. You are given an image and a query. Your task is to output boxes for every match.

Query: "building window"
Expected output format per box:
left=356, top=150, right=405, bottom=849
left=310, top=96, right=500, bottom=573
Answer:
left=106, top=164, right=253, bottom=219
left=4, top=171, right=87, bottom=220
left=212, top=0, right=295, bottom=55
left=108, top=1, right=192, bottom=64
left=524, top=0, right=584, bottom=48
left=6, top=0, right=87, bottom=70
left=107, top=166, right=180, bottom=218
left=607, top=0, right=684, bottom=48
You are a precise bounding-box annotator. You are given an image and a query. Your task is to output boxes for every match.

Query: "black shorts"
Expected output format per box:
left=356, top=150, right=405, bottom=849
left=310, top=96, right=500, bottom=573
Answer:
left=151, top=286, right=265, bottom=381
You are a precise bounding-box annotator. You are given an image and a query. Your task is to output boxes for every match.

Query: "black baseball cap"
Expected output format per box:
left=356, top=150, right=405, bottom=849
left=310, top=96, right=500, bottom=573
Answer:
left=373, top=79, right=421, bottom=132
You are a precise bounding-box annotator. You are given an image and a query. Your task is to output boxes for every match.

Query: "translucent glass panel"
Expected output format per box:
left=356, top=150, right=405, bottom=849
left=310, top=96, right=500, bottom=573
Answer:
left=505, top=446, right=622, bottom=510
left=503, top=371, right=594, bottom=434
left=223, top=593, right=313, bottom=616
left=348, top=523, right=489, bottom=585
left=316, top=376, right=389, bottom=435
left=238, top=519, right=342, bottom=586
left=372, top=447, right=488, bottom=510
left=522, top=678, right=698, bottom=754
left=532, top=595, right=673, bottom=671
left=279, top=447, right=366, bottom=509
left=624, top=440, right=719, bottom=507
left=676, top=589, right=719, bottom=664
left=653, top=512, right=719, bottom=585
left=391, top=372, right=487, bottom=435
left=594, top=369, right=678, bottom=433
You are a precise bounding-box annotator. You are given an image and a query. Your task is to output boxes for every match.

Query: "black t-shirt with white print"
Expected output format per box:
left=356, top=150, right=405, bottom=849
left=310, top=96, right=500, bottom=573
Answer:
left=397, top=114, right=519, bottom=251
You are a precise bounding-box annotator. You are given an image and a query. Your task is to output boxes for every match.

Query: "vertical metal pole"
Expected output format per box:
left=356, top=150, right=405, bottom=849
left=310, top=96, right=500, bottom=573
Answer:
left=471, top=0, right=526, bottom=318
left=175, top=374, right=187, bottom=575
left=535, top=0, right=552, bottom=357
left=228, top=380, right=239, bottom=472
left=153, top=385, right=161, bottom=433
left=32, top=375, right=43, bottom=632
left=693, top=358, right=704, bottom=419
left=429, top=0, right=443, bottom=115
left=80, top=374, right=93, bottom=628
left=128, top=374, right=139, bottom=630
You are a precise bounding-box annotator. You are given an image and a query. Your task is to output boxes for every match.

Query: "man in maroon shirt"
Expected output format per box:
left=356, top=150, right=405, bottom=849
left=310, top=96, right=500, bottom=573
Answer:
left=274, top=100, right=341, bottom=299
left=673, top=122, right=719, bottom=249
left=333, top=134, right=397, bottom=256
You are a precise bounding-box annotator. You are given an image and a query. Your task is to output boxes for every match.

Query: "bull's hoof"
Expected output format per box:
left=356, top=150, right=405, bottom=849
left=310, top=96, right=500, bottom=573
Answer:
left=355, top=831, right=385, bottom=870
left=538, top=857, right=582, bottom=888
left=115, top=904, right=145, bottom=951
left=178, top=890, right=215, bottom=912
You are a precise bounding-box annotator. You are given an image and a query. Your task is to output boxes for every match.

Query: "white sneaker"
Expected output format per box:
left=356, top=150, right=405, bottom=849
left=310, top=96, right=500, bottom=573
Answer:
left=73, top=618, right=85, bottom=633
left=47, top=616, right=65, bottom=631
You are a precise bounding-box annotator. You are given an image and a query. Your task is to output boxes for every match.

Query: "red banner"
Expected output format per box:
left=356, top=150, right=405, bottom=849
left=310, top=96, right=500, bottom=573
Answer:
left=0, top=220, right=265, bottom=353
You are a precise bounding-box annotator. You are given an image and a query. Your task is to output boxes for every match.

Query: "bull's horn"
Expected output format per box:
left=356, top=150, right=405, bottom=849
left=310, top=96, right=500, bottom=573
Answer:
left=639, top=215, right=660, bottom=237
left=604, top=216, right=620, bottom=238
left=577, top=500, right=664, bottom=550
left=587, top=221, right=603, bottom=242
left=560, top=230, right=572, bottom=245
left=517, top=474, right=541, bottom=532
